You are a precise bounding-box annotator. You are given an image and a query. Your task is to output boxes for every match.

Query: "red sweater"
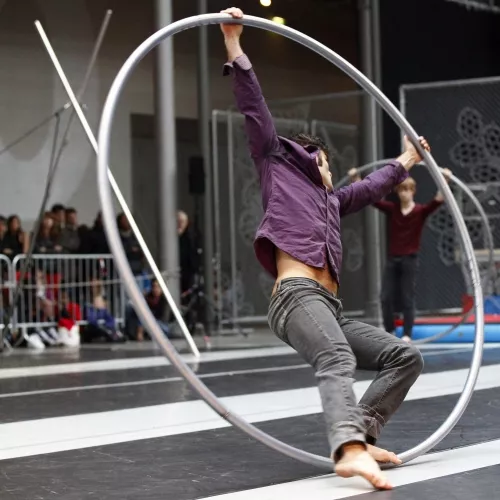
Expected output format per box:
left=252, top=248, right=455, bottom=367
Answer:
left=374, top=199, right=443, bottom=256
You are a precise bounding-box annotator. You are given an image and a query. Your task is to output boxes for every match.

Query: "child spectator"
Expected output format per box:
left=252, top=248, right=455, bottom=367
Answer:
left=82, top=280, right=125, bottom=343
left=349, top=168, right=452, bottom=342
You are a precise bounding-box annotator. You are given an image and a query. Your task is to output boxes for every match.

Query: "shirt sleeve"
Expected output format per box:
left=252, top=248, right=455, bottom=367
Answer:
left=337, top=161, right=409, bottom=217
left=224, top=54, right=281, bottom=164
left=373, top=200, right=396, bottom=214
left=420, top=198, right=444, bottom=218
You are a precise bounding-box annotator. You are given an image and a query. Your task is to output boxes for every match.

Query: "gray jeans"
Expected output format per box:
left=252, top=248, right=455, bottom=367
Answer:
left=268, top=278, right=423, bottom=458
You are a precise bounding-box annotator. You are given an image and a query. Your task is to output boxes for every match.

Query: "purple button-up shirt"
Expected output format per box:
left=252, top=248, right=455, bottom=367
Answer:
left=224, top=54, right=408, bottom=284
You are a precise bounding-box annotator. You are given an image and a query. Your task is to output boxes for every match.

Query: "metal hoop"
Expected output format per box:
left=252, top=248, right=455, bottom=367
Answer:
left=336, top=160, right=495, bottom=345
left=96, top=13, right=484, bottom=469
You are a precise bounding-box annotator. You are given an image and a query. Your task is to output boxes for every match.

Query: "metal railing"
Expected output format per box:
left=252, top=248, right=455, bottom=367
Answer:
left=0, top=253, right=165, bottom=340
left=10, top=254, right=126, bottom=337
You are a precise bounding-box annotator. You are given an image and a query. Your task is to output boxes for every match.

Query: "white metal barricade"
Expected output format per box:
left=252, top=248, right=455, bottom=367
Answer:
left=11, top=254, right=126, bottom=335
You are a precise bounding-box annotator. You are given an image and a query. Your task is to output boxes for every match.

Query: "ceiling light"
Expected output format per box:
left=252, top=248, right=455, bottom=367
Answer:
left=271, top=16, right=285, bottom=24
left=260, top=0, right=272, bottom=6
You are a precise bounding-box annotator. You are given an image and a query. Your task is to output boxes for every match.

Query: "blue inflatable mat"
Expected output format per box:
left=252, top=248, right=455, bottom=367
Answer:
left=395, top=323, right=500, bottom=343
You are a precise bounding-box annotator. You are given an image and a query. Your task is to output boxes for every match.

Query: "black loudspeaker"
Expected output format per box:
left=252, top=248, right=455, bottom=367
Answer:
left=189, top=156, right=205, bottom=195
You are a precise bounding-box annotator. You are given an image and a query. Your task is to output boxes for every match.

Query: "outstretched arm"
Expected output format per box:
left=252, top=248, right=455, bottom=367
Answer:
left=221, top=8, right=280, bottom=165
left=347, top=168, right=395, bottom=214
left=338, top=136, right=430, bottom=217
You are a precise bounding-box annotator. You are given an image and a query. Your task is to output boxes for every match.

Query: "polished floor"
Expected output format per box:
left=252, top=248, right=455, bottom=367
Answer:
left=0, top=335, right=498, bottom=499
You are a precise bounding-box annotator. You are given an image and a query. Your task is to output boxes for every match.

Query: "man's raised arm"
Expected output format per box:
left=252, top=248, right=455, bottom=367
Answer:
left=221, top=8, right=280, bottom=165
left=338, top=136, right=431, bottom=217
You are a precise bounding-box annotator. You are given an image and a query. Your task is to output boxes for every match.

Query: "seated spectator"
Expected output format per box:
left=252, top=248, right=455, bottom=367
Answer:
left=56, top=289, right=82, bottom=347
left=58, top=289, right=82, bottom=321
left=82, top=284, right=125, bottom=343
left=117, top=213, right=143, bottom=275
left=135, top=270, right=152, bottom=295
left=35, top=269, right=56, bottom=318
left=135, top=279, right=169, bottom=342
left=3, top=215, right=27, bottom=259
left=32, top=213, right=63, bottom=254
left=59, top=208, right=80, bottom=253
left=124, top=271, right=152, bottom=339
left=32, top=269, right=60, bottom=346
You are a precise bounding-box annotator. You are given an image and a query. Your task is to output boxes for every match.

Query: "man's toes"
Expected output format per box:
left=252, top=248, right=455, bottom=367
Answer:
left=374, top=476, right=393, bottom=490
left=386, top=452, right=400, bottom=464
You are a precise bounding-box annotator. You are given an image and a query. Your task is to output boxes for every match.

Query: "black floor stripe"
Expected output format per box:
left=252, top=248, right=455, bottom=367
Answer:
left=0, top=365, right=320, bottom=423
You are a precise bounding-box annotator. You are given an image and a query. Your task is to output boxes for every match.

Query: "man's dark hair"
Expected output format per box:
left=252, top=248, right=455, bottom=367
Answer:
left=289, top=133, right=331, bottom=165
left=65, top=207, right=77, bottom=215
left=51, top=203, right=65, bottom=213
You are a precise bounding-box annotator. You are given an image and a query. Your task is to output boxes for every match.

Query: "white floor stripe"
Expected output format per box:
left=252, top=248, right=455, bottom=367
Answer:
left=0, top=363, right=499, bottom=461
left=0, top=346, right=296, bottom=380
left=0, top=347, right=471, bottom=399
left=196, top=438, right=500, bottom=499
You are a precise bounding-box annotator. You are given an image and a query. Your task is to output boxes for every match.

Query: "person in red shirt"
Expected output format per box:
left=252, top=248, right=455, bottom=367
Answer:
left=349, top=168, right=451, bottom=342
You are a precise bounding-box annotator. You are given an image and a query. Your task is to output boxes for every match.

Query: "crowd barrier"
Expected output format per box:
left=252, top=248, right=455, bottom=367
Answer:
left=1, top=254, right=131, bottom=337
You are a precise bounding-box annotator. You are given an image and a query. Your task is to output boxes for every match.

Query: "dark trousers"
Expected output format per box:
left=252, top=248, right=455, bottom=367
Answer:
left=381, top=254, right=418, bottom=337
left=268, top=278, right=423, bottom=457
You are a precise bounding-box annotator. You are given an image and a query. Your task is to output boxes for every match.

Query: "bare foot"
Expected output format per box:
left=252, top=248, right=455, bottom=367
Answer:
left=335, top=444, right=393, bottom=490
left=367, top=444, right=402, bottom=465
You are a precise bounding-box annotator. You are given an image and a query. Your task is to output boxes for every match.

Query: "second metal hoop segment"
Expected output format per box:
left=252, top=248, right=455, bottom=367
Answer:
left=97, top=14, right=484, bottom=468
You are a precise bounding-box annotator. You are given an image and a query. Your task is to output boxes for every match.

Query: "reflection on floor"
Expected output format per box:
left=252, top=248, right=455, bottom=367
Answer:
left=0, top=334, right=497, bottom=500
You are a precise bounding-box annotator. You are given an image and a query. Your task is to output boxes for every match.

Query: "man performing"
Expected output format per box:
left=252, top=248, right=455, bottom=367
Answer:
left=221, top=7, right=427, bottom=490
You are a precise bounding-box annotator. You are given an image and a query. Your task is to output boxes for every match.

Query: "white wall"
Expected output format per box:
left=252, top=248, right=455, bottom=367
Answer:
left=0, top=0, right=358, bottom=228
